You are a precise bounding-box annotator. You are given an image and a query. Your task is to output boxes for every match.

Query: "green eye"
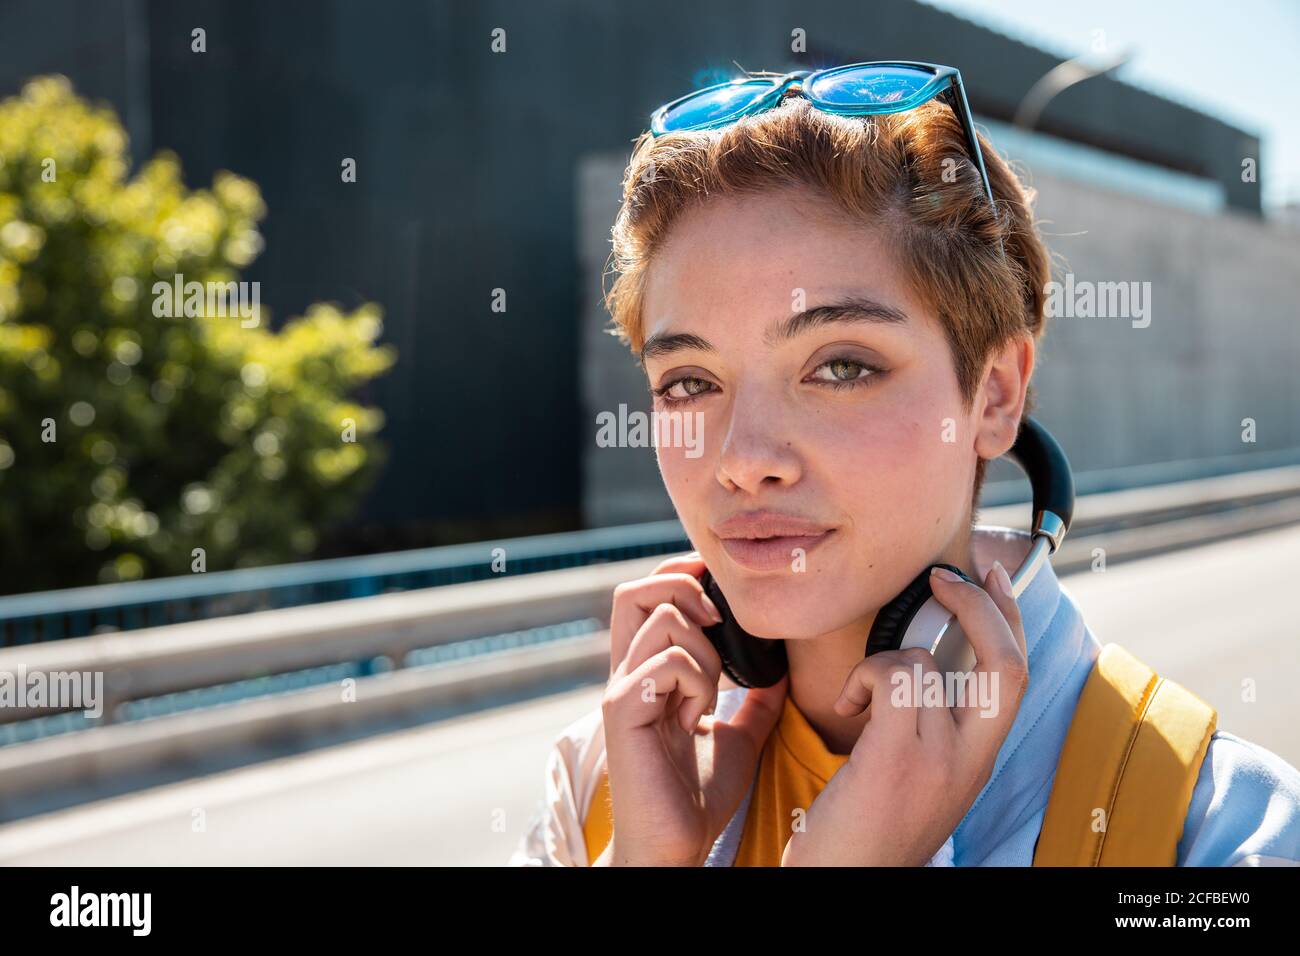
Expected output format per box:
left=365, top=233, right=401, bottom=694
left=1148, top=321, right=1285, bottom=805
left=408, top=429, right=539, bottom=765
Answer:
left=653, top=375, right=716, bottom=404
left=806, top=356, right=886, bottom=391
left=827, top=359, right=862, bottom=381
left=811, top=358, right=877, bottom=384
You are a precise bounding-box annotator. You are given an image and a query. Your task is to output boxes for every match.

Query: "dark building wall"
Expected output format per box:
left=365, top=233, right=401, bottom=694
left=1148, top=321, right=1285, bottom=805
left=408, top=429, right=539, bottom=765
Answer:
left=0, top=0, right=1262, bottom=550
left=141, top=1, right=588, bottom=543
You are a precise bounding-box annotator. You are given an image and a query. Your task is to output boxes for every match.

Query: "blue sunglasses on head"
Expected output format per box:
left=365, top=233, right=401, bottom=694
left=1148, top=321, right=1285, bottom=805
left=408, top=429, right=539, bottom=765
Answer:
left=649, top=60, right=995, bottom=206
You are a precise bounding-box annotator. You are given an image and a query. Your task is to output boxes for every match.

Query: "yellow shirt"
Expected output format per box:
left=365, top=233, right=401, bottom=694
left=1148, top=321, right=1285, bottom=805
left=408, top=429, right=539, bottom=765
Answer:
left=583, top=695, right=849, bottom=866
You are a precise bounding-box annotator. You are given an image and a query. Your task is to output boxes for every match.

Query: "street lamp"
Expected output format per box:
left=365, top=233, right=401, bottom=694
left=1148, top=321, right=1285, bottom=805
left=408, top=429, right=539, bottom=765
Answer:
left=1014, top=47, right=1135, bottom=131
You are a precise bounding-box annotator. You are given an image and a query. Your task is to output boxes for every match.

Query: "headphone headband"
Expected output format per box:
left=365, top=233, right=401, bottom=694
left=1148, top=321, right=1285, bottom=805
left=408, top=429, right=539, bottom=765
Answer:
left=1005, top=416, right=1074, bottom=553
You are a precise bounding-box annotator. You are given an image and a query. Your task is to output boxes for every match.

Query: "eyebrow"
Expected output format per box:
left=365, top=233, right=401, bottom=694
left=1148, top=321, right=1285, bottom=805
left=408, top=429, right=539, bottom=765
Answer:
left=639, top=331, right=714, bottom=362
left=639, top=295, right=909, bottom=362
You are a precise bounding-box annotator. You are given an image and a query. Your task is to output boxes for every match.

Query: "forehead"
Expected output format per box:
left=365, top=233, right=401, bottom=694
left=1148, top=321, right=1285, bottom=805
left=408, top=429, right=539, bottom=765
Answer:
left=642, top=185, right=924, bottom=342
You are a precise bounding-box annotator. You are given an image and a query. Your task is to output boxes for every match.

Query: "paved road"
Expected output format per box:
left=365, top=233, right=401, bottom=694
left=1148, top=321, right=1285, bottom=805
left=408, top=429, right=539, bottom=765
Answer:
left=2, top=523, right=1297, bottom=865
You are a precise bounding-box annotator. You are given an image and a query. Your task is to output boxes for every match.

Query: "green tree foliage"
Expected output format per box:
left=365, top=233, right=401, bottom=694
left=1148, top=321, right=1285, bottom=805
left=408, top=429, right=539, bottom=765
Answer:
left=0, top=77, right=395, bottom=594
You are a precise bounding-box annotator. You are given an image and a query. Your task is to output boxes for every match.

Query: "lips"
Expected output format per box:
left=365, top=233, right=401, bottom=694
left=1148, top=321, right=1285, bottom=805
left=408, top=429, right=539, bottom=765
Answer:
left=712, top=510, right=836, bottom=572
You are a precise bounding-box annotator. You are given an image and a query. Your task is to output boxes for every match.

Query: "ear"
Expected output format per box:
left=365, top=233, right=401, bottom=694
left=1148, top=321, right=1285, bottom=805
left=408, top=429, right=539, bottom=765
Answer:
left=973, top=333, right=1035, bottom=460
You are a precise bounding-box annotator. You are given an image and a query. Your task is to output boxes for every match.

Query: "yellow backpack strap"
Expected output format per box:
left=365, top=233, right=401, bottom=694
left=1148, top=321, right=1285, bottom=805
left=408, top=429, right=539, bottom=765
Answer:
left=1033, top=643, right=1217, bottom=866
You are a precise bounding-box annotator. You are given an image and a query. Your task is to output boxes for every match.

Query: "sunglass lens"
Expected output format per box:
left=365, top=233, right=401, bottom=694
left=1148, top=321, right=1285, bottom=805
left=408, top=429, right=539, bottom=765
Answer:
left=659, top=80, right=775, bottom=131
left=806, top=65, right=937, bottom=107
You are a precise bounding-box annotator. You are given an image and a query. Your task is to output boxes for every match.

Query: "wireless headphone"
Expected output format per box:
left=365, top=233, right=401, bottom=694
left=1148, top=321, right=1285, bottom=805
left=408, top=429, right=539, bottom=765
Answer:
left=697, top=416, right=1075, bottom=688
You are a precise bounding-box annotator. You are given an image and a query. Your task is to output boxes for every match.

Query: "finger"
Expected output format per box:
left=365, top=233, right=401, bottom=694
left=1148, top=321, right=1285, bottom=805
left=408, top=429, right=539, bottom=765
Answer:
left=651, top=551, right=705, bottom=575
left=984, top=561, right=1026, bottom=659
left=610, top=573, right=723, bottom=674
left=622, top=602, right=723, bottom=691
left=610, top=645, right=714, bottom=733
left=927, top=567, right=1028, bottom=735
left=894, top=647, right=958, bottom=739
left=833, top=653, right=920, bottom=736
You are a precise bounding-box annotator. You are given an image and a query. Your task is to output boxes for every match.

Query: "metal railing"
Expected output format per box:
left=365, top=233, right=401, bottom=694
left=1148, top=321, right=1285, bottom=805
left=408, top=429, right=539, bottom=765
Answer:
left=0, top=519, right=690, bottom=646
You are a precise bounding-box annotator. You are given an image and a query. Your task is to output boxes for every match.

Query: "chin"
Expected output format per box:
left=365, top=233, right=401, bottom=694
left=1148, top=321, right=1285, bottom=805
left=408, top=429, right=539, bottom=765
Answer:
left=714, top=567, right=871, bottom=641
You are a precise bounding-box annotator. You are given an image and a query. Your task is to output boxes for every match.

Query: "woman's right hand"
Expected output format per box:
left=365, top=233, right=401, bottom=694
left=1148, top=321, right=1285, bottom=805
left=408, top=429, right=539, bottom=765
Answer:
left=598, top=552, right=788, bottom=866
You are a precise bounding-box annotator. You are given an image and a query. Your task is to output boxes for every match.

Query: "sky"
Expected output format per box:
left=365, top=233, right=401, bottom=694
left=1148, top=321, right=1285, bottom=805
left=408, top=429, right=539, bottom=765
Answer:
left=922, top=0, right=1300, bottom=215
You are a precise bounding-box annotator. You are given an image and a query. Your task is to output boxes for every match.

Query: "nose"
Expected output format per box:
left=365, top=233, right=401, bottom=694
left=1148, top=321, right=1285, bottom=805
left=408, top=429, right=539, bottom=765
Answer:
left=714, top=387, right=802, bottom=494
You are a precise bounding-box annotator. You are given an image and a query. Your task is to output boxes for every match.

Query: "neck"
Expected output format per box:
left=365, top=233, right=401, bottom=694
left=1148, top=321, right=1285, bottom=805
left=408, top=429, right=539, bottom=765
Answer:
left=783, top=525, right=981, bottom=756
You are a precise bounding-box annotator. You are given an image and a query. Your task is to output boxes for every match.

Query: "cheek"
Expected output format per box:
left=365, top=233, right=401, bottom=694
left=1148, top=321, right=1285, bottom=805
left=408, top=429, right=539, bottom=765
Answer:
left=820, top=414, right=930, bottom=514
left=654, top=434, right=711, bottom=518
left=813, top=385, right=973, bottom=539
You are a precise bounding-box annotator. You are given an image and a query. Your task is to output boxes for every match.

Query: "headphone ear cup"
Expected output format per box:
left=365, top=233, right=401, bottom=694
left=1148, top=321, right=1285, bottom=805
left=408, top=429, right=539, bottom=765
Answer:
left=699, top=571, right=789, bottom=689
left=865, top=562, right=973, bottom=657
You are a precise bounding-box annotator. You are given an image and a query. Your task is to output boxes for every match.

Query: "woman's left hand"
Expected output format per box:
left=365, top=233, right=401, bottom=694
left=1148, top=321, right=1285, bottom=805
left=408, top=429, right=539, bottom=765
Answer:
left=781, top=561, right=1028, bottom=867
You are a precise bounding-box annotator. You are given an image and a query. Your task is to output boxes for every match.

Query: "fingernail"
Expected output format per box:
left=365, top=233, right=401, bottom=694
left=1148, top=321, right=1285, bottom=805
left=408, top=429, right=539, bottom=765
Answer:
left=931, top=566, right=961, bottom=583
left=994, top=561, right=1014, bottom=598
left=701, top=592, right=723, bottom=623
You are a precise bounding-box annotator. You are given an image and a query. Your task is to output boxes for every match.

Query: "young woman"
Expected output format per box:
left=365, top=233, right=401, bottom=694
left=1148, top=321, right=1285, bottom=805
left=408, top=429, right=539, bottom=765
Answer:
left=511, top=63, right=1300, bottom=867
